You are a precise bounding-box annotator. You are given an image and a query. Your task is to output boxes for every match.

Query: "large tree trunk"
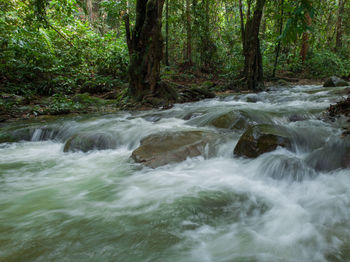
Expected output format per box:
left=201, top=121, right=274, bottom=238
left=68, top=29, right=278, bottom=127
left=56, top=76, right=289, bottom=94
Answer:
left=300, top=12, right=311, bottom=62
left=335, top=0, right=345, bottom=52
left=242, top=0, right=266, bottom=90
left=124, top=0, right=165, bottom=101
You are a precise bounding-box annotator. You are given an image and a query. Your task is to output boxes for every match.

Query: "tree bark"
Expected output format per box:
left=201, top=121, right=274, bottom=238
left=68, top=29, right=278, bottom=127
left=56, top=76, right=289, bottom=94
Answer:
left=335, top=0, right=345, bottom=52
left=242, top=0, right=266, bottom=90
left=124, top=0, right=165, bottom=101
left=185, top=0, right=192, bottom=64
left=239, top=0, right=245, bottom=47
left=272, top=0, right=284, bottom=78
left=165, top=0, right=169, bottom=66
left=300, top=12, right=311, bottom=62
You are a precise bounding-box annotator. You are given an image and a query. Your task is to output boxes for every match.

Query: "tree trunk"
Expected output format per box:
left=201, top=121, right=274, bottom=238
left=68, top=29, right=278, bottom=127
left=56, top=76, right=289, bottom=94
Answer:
left=335, top=0, right=345, bottom=52
left=300, top=12, right=311, bottom=62
left=272, top=0, right=284, bottom=78
left=239, top=0, right=245, bottom=47
left=185, top=0, right=192, bottom=64
left=242, top=0, right=266, bottom=90
left=165, top=0, right=169, bottom=66
left=124, top=0, right=165, bottom=101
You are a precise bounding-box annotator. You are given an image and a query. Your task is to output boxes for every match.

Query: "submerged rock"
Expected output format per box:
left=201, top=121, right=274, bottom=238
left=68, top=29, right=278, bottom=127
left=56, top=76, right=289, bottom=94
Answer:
left=63, top=132, right=117, bottom=152
left=306, top=138, right=350, bottom=172
left=0, top=125, right=62, bottom=143
left=0, top=127, right=32, bottom=143
left=187, top=110, right=252, bottom=131
left=131, top=130, right=220, bottom=168
left=209, top=111, right=250, bottom=130
left=234, top=124, right=293, bottom=158
left=260, top=154, right=316, bottom=181
left=323, top=76, right=349, bottom=87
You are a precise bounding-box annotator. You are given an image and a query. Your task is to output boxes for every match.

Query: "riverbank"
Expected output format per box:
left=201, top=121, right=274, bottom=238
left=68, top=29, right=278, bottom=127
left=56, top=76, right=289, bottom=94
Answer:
left=0, top=76, right=328, bottom=123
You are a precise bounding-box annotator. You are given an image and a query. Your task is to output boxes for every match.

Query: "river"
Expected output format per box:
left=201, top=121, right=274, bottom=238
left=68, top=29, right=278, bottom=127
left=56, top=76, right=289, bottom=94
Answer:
left=0, top=85, right=350, bottom=262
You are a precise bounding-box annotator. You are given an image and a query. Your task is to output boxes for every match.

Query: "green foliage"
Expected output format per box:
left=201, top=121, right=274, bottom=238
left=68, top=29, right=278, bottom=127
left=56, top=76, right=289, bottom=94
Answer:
left=305, top=50, right=350, bottom=77
left=280, top=0, right=315, bottom=43
left=1, top=0, right=350, bottom=105
left=0, top=0, right=128, bottom=97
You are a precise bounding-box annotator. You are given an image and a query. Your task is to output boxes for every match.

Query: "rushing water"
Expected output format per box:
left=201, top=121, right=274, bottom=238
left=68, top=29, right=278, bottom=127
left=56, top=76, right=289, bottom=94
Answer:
left=1, top=85, right=350, bottom=262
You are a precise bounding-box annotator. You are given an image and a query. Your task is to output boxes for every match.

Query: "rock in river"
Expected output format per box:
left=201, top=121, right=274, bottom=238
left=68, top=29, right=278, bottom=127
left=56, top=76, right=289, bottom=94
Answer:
left=305, top=138, right=350, bottom=172
left=131, top=130, right=221, bottom=168
left=323, top=76, right=349, bottom=87
left=234, top=124, right=293, bottom=158
left=63, top=132, right=117, bottom=152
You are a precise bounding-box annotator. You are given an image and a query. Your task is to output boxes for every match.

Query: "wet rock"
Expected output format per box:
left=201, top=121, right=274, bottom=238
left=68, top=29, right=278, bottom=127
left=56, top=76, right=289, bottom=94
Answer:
left=30, top=126, right=61, bottom=141
left=143, top=114, right=162, bottom=123
left=245, top=94, right=260, bottom=103
left=0, top=125, right=63, bottom=143
left=209, top=111, right=250, bottom=130
left=289, top=114, right=307, bottom=122
left=328, top=95, right=350, bottom=117
left=323, top=76, right=349, bottom=87
left=0, top=127, right=32, bottom=143
left=63, top=132, right=117, bottom=152
left=305, top=138, right=350, bottom=172
left=234, top=124, right=293, bottom=158
left=131, top=131, right=220, bottom=168
left=260, top=154, right=316, bottom=181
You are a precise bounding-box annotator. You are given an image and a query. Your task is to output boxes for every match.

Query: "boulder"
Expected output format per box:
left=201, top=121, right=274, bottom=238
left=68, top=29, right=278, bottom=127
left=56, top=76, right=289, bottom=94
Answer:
left=131, top=131, right=220, bottom=168
left=323, top=76, right=349, bottom=87
left=305, top=138, right=350, bottom=172
left=187, top=111, right=251, bottom=131
left=63, top=132, right=117, bottom=152
left=0, top=127, right=33, bottom=143
left=246, top=94, right=260, bottom=103
left=234, top=124, right=293, bottom=158
left=210, top=111, right=250, bottom=130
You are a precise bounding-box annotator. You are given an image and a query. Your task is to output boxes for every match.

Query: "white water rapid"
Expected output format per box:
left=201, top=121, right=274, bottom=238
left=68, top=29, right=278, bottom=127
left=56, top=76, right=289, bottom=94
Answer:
left=0, top=85, right=350, bottom=262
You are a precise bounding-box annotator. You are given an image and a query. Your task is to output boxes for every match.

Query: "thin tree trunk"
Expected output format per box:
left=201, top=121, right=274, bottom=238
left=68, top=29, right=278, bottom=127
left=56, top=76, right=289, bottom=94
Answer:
left=272, top=0, right=284, bottom=77
left=186, top=0, right=192, bottom=64
left=239, top=0, right=245, bottom=47
left=124, top=0, right=165, bottom=101
left=300, top=12, right=311, bottom=62
left=165, top=0, right=169, bottom=66
left=335, top=0, right=345, bottom=52
left=242, top=0, right=266, bottom=90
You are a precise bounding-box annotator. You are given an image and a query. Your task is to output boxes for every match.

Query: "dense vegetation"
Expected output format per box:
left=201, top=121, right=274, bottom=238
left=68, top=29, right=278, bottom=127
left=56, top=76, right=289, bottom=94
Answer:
left=0, top=0, right=349, bottom=111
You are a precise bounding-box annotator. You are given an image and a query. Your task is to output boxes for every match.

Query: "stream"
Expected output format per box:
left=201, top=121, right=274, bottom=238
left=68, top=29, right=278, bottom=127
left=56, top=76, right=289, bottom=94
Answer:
left=1, top=85, right=350, bottom=262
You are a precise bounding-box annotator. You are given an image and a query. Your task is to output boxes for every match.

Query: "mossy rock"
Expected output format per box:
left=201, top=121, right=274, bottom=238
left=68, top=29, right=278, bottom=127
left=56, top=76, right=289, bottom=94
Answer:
left=63, top=132, right=118, bottom=153
left=323, top=76, right=349, bottom=87
left=234, top=124, right=293, bottom=158
left=131, top=130, right=221, bottom=168
left=210, top=112, right=250, bottom=130
left=0, top=125, right=62, bottom=144
left=0, top=127, right=32, bottom=143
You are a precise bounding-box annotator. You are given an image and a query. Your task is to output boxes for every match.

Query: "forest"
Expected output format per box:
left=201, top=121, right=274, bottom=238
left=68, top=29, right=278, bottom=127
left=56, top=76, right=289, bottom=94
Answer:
left=1, top=0, right=349, bottom=116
